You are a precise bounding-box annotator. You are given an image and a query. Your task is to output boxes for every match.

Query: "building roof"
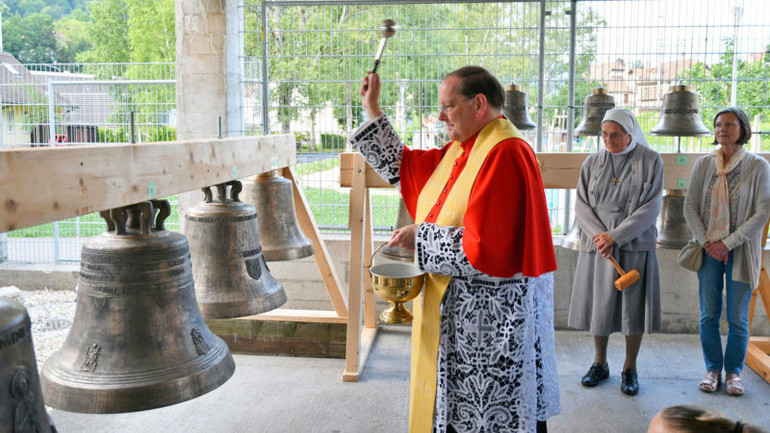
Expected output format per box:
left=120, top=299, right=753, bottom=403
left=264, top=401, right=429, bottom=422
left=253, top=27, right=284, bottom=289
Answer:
left=30, top=71, right=116, bottom=126
left=0, top=52, right=69, bottom=106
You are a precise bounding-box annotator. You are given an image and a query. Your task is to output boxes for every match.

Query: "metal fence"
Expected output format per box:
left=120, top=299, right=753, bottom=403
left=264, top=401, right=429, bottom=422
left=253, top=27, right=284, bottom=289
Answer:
left=2, top=0, right=770, bottom=263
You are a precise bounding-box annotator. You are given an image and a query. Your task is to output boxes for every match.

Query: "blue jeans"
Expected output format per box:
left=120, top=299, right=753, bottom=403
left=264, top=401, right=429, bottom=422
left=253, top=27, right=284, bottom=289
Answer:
left=697, top=252, right=753, bottom=374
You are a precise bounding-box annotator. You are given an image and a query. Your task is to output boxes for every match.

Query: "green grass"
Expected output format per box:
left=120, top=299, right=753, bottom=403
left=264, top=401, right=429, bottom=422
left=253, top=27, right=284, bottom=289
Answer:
left=295, top=158, right=339, bottom=176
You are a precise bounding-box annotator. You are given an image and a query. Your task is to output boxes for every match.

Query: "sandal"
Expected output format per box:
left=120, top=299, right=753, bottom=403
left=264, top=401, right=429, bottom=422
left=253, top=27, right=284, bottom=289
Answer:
left=699, top=371, right=721, bottom=393
left=726, top=373, right=744, bottom=396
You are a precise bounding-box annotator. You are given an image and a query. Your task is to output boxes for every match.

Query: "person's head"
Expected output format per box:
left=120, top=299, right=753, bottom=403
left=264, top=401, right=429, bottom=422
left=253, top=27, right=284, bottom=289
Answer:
left=601, top=108, right=640, bottom=154
left=438, top=66, right=504, bottom=142
left=648, top=405, right=768, bottom=433
left=713, top=107, right=752, bottom=147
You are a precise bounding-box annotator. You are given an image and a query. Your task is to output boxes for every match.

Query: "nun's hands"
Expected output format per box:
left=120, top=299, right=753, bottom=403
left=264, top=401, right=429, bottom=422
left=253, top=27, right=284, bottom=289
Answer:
left=593, top=232, right=615, bottom=259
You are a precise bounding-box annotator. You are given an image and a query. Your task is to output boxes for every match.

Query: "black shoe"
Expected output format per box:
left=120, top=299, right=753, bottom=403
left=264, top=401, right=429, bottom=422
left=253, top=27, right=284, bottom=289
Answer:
left=581, top=362, right=609, bottom=387
left=621, top=369, right=639, bottom=396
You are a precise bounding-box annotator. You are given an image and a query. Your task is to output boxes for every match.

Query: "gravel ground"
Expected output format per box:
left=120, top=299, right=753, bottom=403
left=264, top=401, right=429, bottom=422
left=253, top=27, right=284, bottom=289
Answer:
left=14, top=288, right=78, bottom=368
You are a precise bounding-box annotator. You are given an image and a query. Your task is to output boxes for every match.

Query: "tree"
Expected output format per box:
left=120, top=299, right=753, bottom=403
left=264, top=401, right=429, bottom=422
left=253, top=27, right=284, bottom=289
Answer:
left=76, top=0, right=130, bottom=63
left=2, top=12, right=58, bottom=63
left=677, top=38, right=770, bottom=137
left=248, top=3, right=604, bottom=145
left=54, top=10, right=92, bottom=63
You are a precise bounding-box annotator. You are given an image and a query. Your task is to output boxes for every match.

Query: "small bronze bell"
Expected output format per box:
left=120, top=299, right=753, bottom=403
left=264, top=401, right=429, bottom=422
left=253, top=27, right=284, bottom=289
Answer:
left=575, top=87, right=616, bottom=136
left=185, top=180, right=287, bottom=318
left=657, top=189, right=693, bottom=249
left=503, top=84, right=536, bottom=130
left=41, top=200, right=235, bottom=413
left=650, top=85, right=710, bottom=137
left=242, top=170, right=315, bottom=262
left=1, top=299, right=57, bottom=432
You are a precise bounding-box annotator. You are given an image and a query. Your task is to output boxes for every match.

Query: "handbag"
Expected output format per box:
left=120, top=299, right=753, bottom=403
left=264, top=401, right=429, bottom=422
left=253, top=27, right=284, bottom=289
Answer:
left=677, top=240, right=702, bottom=272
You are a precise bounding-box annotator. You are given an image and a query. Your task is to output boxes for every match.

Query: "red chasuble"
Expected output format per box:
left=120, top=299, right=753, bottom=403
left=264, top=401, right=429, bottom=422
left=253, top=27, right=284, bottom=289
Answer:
left=399, top=131, right=557, bottom=278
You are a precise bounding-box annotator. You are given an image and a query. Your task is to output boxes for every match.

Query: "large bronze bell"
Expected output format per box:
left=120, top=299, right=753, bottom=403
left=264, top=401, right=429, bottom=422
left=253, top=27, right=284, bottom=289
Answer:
left=1, top=299, right=57, bottom=432
left=41, top=200, right=235, bottom=413
left=242, top=170, right=315, bottom=261
left=185, top=181, right=287, bottom=318
left=650, top=85, right=709, bottom=136
left=657, top=189, right=693, bottom=249
left=503, top=84, right=536, bottom=130
left=382, top=198, right=415, bottom=262
left=575, top=87, right=616, bottom=136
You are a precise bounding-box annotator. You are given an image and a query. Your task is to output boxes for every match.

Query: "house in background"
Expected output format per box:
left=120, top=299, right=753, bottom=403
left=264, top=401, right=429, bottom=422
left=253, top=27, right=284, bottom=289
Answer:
left=587, top=56, right=699, bottom=113
left=0, top=52, right=76, bottom=147
left=31, top=70, right=116, bottom=144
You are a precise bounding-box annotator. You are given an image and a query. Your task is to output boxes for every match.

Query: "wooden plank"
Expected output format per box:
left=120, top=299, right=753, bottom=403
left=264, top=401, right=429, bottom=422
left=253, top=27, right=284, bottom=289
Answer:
left=750, top=337, right=770, bottom=353
left=0, top=135, right=295, bottom=233
left=363, top=199, right=377, bottom=329
left=229, top=308, right=346, bottom=324
left=340, top=152, right=391, bottom=188
left=341, top=151, right=770, bottom=191
left=343, top=154, right=369, bottom=381
left=536, top=153, right=587, bottom=189
left=745, top=340, right=770, bottom=384
left=206, top=316, right=346, bottom=358
left=283, top=166, right=348, bottom=317
left=342, top=326, right=378, bottom=382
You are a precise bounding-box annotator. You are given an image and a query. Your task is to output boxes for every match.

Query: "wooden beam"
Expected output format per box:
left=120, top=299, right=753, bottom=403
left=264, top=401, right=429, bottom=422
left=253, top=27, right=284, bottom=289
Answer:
left=0, top=135, right=295, bottom=233
left=341, top=151, right=770, bottom=191
left=283, top=166, right=348, bottom=317
left=746, top=339, right=770, bottom=384
left=206, top=314, right=346, bottom=358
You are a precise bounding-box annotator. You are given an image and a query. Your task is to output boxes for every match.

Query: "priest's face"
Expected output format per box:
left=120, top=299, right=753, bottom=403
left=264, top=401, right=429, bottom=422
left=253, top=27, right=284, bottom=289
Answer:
left=601, top=121, right=632, bottom=154
left=438, top=76, right=479, bottom=142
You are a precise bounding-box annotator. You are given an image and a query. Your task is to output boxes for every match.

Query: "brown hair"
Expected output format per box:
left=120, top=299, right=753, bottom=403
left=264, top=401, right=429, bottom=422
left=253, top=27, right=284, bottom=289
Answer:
left=659, top=405, right=768, bottom=433
left=712, top=107, right=752, bottom=146
left=444, top=66, right=505, bottom=110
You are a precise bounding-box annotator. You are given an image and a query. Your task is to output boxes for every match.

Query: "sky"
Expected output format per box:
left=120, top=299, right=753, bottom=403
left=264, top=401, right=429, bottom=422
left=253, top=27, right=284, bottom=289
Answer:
left=585, top=0, right=769, bottom=67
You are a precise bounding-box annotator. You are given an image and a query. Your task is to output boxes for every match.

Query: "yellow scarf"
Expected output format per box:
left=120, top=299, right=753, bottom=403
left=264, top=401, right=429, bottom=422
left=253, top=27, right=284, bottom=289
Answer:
left=408, top=118, right=523, bottom=432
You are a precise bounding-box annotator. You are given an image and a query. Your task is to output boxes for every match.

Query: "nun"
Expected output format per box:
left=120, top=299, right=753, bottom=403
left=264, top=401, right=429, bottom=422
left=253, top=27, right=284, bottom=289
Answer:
left=568, top=108, right=663, bottom=396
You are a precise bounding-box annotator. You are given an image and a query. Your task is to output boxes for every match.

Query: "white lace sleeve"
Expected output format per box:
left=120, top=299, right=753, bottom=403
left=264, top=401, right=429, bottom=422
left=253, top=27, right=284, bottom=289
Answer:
left=415, top=222, right=482, bottom=277
left=348, top=116, right=403, bottom=186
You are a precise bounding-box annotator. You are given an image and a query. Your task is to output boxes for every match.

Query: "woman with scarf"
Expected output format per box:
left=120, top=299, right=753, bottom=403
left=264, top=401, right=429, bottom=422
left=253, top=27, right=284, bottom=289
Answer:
left=683, top=107, right=770, bottom=396
left=568, top=108, right=663, bottom=396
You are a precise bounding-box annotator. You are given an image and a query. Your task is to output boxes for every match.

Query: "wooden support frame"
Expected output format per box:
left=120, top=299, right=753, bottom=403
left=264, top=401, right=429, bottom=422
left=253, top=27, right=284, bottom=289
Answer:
left=0, top=136, right=357, bottom=378
left=341, top=152, right=379, bottom=382
left=747, top=219, right=770, bottom=383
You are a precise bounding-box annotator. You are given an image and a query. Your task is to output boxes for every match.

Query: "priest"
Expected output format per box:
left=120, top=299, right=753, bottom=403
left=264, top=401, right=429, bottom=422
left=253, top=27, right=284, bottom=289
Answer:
left=349, top=66, right=560, bottom=433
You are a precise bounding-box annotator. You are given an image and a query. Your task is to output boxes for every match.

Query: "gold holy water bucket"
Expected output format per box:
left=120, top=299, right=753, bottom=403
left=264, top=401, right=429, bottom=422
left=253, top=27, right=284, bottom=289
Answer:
left=368, top=244, right=424, bottom=324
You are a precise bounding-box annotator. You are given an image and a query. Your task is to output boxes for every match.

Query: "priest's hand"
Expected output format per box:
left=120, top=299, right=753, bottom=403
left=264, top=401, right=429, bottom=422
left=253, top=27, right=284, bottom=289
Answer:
left=360, top=73, right=383, bottom=119
left=388, top=223, right=417, bottom=251
left=593, top=232, right=615, bottom=259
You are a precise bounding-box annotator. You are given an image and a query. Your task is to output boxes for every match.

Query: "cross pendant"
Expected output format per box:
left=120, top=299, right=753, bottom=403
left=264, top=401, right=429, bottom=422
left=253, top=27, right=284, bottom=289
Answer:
left=610, top=178, right=620, bottom=186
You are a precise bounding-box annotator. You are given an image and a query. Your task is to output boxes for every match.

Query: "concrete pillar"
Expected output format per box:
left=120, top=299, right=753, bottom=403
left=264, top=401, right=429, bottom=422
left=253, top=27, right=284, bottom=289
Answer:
left=175, top=0, right=244, bottom=224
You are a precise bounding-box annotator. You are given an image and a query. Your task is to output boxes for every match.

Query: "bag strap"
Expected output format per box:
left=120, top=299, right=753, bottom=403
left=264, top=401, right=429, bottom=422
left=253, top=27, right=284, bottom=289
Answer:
left=728, top=159, right=759, bottom=199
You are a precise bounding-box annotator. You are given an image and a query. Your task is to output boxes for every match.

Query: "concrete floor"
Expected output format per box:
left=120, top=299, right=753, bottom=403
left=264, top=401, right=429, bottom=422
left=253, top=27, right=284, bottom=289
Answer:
left=49, top=328, right=770, bottom=433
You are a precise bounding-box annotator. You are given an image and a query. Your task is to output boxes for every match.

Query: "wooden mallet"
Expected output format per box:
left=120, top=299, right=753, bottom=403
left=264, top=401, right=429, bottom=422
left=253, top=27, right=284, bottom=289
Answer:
left=607, top=256, right=641, bottom=291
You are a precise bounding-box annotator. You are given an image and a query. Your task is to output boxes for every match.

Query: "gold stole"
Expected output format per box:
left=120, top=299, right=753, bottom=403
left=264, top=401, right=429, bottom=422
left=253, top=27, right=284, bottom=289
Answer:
left=408, top=119, right=523, bottom=432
